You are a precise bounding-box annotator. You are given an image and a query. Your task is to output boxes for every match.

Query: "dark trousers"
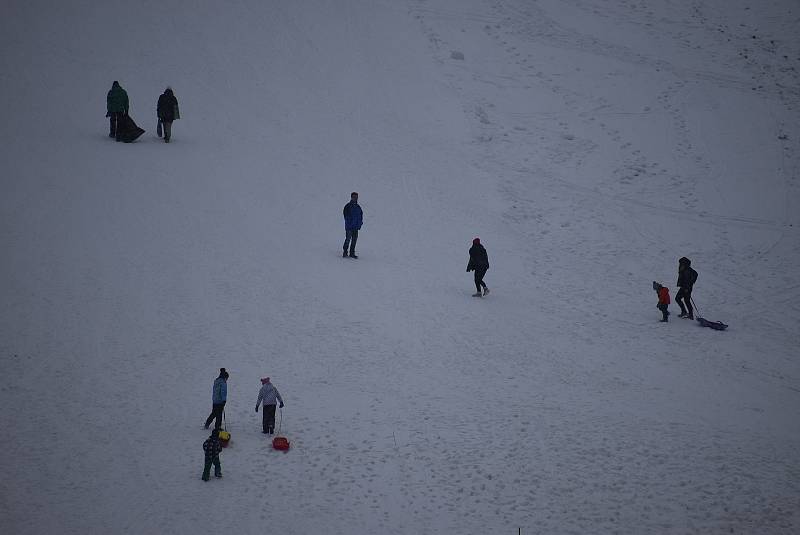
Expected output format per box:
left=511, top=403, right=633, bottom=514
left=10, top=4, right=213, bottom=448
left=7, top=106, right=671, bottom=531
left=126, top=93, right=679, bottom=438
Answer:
left=108, top=112, right=124, bottom=137
left=202, top=456, right=221, bottom=480
left=343, top=229, right=359, bottom=254
left=162, top=120, right=172, bottom=141
left=205, top=402, right=225, bottom=429
left=657, top=303, right=669, bottom=321
left=474, top=267, right=488, bottom=293
left=262, top=404, right=277, bottom=433
left=676, top=288, right=693, bottom=316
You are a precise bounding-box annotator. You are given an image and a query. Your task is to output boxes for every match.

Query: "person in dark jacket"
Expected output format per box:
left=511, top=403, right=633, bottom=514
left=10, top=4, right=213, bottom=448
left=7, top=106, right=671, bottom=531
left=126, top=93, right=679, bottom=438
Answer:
left=156, top=87, right=180, bottom=143
left=204, top=368, right=229, bottom=430
left=106, top=81, right=129, bottom=139
left=466, top=238, right=490, bottom=297
left=676, top=257, right=698, bottom=319
left=254, top=377, right=284, bottom=434
left=342, top=192, right=363, bottom=258
left=201, top=428, right=223, bottom=481
left=653, top=281, right=670, bottom=322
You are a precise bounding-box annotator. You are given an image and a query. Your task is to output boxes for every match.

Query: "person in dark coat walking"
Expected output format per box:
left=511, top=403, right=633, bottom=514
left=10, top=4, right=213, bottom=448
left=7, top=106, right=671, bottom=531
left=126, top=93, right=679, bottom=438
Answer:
left=466, top=238, right=490, bottom=297
left=201, top=428, right=223, bottom=481
left=106, top=81, right=129, bottom=139
left=676, top=257, right=698, bottom=319
left=204, top=368, right=229, bottom=430
left=342, top=192, right=363, bottom=258
left=156, top=87, right=180, bottom=143
left=254, top=377, right=284, bottom=434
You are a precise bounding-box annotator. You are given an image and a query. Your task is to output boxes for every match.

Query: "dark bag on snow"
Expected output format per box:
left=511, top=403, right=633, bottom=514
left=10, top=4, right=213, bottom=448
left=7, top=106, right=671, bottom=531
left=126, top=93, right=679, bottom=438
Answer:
left=116, top=114, right=145, bottom=143
left=697, top=317, right=728, bottom=331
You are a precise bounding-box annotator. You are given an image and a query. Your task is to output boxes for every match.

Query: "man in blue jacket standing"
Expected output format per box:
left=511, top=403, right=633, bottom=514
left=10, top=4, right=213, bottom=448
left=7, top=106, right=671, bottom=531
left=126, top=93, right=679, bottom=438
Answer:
left=204, top=368, right=229, bottom=429
left=342, top=192, right=363, bottom=258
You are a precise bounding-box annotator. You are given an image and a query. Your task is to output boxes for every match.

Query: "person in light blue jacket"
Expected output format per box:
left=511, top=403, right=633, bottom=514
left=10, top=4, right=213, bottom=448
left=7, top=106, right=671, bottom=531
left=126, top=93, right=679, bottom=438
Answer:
left=204, top=368, right=229, bottom=429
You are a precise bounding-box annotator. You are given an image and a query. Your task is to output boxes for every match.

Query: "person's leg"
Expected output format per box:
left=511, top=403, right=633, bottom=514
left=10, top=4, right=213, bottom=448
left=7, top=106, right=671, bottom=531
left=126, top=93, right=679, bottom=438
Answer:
left=685, top=290, right=693, bottom=318
left=343, top=230, right=352, bottom=256
left=262, top=405, right=269, bottom=433
left=109, top=116, right=116, bottom=137
left=349, top=230, right=359, bottom=256
left=675, top=289, right=688, bottom=315
left=213, top=457, right=222, bottom=477
left=474, top=270, right=482, bottom=293
left=163, top=121, right=172, bottom=142
left=266, top=404, right=277, bottom=433
left=202, top=457, right=212, bottom=480
left=205, top=405, right=217, bottom=429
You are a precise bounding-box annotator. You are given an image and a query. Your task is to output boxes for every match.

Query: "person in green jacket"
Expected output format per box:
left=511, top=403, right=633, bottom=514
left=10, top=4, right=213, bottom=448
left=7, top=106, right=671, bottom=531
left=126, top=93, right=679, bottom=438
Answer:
left=106, top=81, right=129, bottom=139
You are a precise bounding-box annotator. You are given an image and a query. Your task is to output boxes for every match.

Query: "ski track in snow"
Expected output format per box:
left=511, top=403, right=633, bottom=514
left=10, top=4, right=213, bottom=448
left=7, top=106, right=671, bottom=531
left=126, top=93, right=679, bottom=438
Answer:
left=2, top=0, right=799, bottom=534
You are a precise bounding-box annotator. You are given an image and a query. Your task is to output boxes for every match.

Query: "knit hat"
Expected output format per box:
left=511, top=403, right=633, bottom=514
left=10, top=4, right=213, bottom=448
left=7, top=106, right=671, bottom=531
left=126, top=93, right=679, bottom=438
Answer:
left=679, top=256, right=691, bottom=266
left=211, top=428, right=220, bottom=438
left=473, top=237, right=480, bottom=244
left=219, top=368, right=229, bottom=379
left=652, top=281, right=661, bottom=290
left=261, top=377, right=270, bottom=384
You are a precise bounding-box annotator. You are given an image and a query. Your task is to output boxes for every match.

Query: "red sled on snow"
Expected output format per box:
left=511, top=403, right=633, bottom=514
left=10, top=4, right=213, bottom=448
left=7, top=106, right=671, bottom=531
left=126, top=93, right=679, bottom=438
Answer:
left=272, top=436, right=290, bottom=451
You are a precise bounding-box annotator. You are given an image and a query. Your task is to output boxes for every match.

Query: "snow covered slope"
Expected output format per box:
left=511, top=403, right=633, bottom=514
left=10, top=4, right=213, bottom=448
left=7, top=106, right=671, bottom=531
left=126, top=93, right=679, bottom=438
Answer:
left=1, top=0, right=798, bottom=533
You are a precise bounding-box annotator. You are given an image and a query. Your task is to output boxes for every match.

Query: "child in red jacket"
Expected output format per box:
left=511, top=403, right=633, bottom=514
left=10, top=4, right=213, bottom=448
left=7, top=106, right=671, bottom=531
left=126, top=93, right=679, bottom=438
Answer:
left=652, top=281, right=670, bottom=322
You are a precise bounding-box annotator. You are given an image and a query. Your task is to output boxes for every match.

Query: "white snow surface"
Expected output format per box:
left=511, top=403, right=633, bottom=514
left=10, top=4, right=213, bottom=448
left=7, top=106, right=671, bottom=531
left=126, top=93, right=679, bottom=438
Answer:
left=2, top=0, right=799, bottom=533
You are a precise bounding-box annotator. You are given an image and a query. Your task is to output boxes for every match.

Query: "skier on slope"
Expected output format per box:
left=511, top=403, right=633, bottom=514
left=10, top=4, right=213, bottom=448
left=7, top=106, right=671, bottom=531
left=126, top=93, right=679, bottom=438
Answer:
left=676, top=257, right=698, bottom=319
left=342, top=192, right=363, bottom=258
left=466, top=238, right=490, bottom=297
left=254, top=377, right=284, bottom=435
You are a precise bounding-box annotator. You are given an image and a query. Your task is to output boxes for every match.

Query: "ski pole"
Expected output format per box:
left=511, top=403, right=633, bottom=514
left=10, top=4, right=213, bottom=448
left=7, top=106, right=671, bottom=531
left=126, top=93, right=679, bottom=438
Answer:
left=690, top=296, right=701, bottom=317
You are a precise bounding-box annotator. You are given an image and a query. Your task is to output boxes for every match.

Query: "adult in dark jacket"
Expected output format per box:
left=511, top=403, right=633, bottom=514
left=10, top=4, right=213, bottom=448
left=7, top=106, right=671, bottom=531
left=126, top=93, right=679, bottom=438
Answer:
left=201, top=428, right=223, bottom=481
left=204, top=368, right=229, bottom=430
left=342, top=192, right=363, bottom=258
left=156, top=87, right=180, bottom=143
left=676, top=256, right=698, bottom=319
left=466, top=238, right=490, bottom=297
left=106, top=81, right=129, bottom=138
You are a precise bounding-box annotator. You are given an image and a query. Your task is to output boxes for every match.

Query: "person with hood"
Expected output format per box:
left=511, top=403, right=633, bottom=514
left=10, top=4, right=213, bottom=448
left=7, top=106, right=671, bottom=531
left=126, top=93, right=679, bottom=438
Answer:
left=342, top=191, right=363, bottom=258
left=156, top=87, right=180, bottom=143
left=676, top=257, right=698, bottom=319
left=201, top=428, right=223, bottom=481
left=106, top=81, right=129, bottom=139
left=255, top=377, right=284, bottom=434
left=204, top=368, right=229, bottom=430
left=652, top=281, right=670, bottom=322
left=466, top=238, right=490, bottom=297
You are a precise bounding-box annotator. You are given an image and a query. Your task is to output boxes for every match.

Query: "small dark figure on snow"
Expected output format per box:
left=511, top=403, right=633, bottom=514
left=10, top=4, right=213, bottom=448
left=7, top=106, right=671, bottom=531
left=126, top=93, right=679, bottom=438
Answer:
left=156, top=87, right=180, bottom=143
left=342, top=192, right=363, bottom=258
left=653, top=281, right=670, bottom=322
left=255, top=377, right=284, bottom=434
left=204, top=368, right=229, bottom=430
left=201, top=428, right=223, bottom=481
left=676, top=257, right=698, bottom=319
left=106, top=81, right=129, bottom=139
left=466, top=238, right=490, bottom=297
